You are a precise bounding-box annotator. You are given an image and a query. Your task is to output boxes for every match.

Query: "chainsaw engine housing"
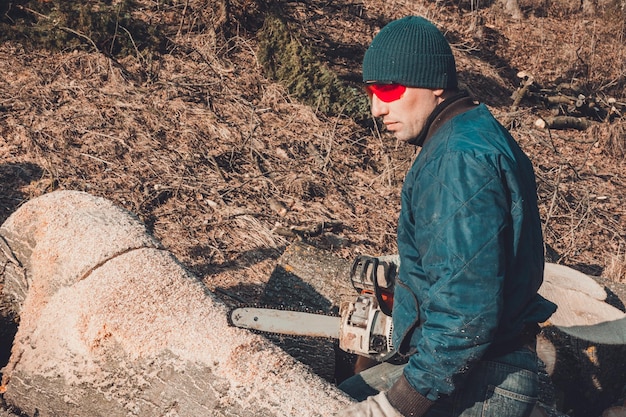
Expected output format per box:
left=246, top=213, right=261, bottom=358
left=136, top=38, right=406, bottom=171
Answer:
left=339, top=293, right=394, bottom=361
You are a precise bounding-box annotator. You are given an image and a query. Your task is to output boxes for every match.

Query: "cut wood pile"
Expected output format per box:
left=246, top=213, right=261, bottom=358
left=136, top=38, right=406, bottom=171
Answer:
left=511, top=71, right=626, bottom=131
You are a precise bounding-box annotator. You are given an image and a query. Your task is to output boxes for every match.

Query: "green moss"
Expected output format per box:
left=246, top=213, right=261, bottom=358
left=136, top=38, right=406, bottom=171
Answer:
left=0, top=0, right=166, bottom=58
left=257, top=14, right=369, bottom=120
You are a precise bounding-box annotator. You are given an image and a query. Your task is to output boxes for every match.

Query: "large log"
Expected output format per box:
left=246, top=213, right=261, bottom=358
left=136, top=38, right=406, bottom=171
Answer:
left=258, top=242, right=359, bottom=383
left=537, top=264, right=626, bottom=416
left=0, top=190, right=351, bottom=416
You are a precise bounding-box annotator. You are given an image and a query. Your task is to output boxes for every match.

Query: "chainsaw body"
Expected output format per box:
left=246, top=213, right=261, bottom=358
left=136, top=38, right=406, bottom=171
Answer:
left=340, top=255, right=398, bottom=361
left=339, top=292, right=394, bottom=361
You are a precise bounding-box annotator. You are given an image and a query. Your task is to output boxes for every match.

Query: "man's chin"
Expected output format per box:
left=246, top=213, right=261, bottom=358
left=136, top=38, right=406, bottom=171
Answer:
left=393, top=133, right=413, bottom=143
left=385, top=127, right=417, bottom=143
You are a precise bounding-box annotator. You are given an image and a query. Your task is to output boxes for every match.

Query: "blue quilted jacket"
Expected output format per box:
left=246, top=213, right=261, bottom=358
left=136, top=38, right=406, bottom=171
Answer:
left=393, top=99, right=557, bottom=403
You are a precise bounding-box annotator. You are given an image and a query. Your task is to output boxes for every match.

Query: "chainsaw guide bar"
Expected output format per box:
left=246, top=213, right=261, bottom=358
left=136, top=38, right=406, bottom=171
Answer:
left=229, top=306, right=341, bottom=339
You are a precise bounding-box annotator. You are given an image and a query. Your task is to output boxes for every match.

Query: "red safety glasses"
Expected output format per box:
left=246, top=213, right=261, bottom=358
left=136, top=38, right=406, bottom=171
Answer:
left=365, top=83, right=407, bottom=103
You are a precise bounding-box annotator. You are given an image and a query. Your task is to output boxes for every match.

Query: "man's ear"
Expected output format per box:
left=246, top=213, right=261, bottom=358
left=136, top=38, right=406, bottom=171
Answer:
left=433, top=88, right=446, bottom=103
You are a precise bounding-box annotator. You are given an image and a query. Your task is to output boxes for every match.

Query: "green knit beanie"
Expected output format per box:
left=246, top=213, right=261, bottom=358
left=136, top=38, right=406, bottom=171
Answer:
left=362, top=16, right=457, bottom=90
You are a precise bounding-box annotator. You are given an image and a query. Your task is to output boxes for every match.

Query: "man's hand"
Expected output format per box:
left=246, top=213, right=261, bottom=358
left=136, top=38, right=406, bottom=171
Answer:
left=339, top=393, right=402, bottom=417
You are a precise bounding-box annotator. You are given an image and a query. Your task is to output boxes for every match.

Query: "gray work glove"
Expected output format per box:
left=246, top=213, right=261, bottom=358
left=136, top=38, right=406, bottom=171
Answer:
left=339, top=393, right=402, bottom=417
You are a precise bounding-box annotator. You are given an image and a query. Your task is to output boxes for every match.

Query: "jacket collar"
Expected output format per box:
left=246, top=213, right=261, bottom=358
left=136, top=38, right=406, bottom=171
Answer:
left=408, top=91, right=479, bottom=147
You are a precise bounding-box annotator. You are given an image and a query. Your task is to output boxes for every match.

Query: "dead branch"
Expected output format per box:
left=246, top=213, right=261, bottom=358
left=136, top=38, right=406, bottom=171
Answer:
left=273, top=221, right=342, bottom=238
left=542, top=165, right=563, bottom=240
left=511, top=71, right=535, bottom=111
left=535, top=116, right=593, bottom=131
left=545, top=95, right=576, bottom=106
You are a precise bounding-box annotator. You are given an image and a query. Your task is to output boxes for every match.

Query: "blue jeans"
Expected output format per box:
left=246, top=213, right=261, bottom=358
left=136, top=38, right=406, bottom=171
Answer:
left=338, top=346, right=539, bottom=417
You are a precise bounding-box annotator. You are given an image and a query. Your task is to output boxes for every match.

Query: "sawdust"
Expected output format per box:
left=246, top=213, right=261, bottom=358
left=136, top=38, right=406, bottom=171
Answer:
left=1, top=191, right=352, bottom=416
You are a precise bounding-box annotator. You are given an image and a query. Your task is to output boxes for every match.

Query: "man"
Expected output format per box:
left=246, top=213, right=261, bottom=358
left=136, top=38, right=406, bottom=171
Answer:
left=338, top=16, right=557, bottom=417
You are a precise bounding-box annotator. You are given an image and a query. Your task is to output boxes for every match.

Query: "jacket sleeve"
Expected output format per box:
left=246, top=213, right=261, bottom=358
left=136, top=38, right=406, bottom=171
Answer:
left=395, top=149, right=510, bottom=404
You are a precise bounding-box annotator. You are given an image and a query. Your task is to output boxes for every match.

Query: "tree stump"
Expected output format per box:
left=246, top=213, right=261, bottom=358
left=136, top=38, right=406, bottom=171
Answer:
left=0, top=190, right=351, bottom=417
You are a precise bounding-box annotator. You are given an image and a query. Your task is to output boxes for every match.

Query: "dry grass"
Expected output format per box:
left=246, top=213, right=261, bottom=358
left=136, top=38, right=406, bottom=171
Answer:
left=605, top=245, right=626, bottom=282
left=1, top=0, right=625, bottom=288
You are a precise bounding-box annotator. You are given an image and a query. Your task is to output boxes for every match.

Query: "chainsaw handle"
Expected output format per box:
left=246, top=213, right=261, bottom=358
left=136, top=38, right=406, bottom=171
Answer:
left=374, top=283, right=394, bottom=317
left=349, top=255, right=395, bottom=316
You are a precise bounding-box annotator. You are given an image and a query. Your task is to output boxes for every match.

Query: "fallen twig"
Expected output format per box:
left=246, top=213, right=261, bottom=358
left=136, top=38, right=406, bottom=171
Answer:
left=535, top=116, right=593, bottom=131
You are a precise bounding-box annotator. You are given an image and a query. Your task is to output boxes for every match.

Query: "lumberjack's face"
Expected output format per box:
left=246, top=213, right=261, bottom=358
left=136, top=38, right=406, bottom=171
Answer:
left=368, top=86, right=444, bottom=143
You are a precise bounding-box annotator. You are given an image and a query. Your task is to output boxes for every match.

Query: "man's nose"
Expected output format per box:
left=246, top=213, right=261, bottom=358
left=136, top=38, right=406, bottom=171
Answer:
left=370, top=95, right=388, bottom=118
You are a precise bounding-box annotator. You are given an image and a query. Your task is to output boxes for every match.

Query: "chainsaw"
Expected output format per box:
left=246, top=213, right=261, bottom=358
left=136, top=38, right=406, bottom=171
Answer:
left=229, top=255, right=399, bottom=362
